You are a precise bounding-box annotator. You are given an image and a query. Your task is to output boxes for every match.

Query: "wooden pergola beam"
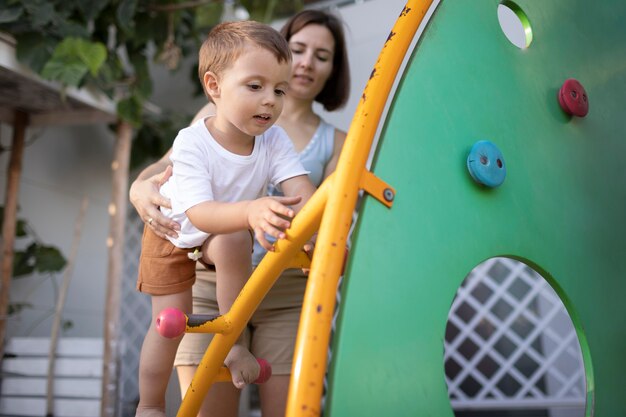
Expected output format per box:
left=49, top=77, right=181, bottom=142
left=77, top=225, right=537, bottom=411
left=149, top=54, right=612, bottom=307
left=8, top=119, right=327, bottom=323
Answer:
left=0, top=110, right=28, bottom=361
left=101, top=120, right=132, bottom=417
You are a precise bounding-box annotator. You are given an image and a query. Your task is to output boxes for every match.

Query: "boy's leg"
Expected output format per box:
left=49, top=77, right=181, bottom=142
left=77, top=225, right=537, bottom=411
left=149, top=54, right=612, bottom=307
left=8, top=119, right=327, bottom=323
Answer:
left=136, top=289, right=192, bottom=417
left=203, top=231, right=253, bottom=311
left=177, top=364, right=241, bottom=417
left=203, top=231, right=260, bottom=389
left=259, top=376, right=290, bottom=417
left=175, top=271, right=251, bottom=416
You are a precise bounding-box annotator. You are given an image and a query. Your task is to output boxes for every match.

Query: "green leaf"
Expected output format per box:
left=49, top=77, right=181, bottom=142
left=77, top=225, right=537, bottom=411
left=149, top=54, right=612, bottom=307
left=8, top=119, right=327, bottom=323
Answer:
left=0, top=5, right=22, bottom=23
left=75, top=0, right=108, bottom=21
left=129, top=52, right=152, bottom=100
left=41, top=37, right=107, bottom=86
left=55, top=20, right=91, bottom=38
left=8, top=302, right=33, bottom=315
left=13, top=242, right=66, bottom=277
left=94, top=55, right=125, bottom=95
left=16, top=219, right=28, bottom=237
left=82, top=45, right=107, bottom=76
left=15, top=32, right=55, bottom=73
left=0, top=206, right=27, bottom=238
left=41, top=58, right=88, bottom=87
left=12, top=246, right=36, bottom=277
left=117, top=96, right=142, bottom=128
left=28, top=1, right=55, bottom=28
left=133, top=12, right=167, bottom=47
left=63, top=37, right=107, bottom=76
left=194, top=3, right=222, bottom=29
left=33, top=245, right=67, bottom=273
left=116, top=0, right=137, bottom=33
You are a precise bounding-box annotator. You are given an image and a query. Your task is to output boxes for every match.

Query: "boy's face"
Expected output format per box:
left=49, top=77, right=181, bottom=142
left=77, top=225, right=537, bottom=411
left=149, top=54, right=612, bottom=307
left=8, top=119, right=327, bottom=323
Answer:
left=206, top=45, right=291, bottom=141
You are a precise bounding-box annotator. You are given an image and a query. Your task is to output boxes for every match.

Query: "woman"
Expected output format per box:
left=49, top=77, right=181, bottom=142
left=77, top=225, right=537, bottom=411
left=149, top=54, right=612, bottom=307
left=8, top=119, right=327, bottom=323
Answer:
left=129, top=9, right=350, bottom=417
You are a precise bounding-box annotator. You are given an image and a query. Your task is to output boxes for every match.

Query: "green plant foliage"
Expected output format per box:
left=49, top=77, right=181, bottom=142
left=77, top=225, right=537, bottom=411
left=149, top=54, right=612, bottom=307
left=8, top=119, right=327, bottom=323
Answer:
left=7, top=302, right=33, bottom=316
left=130, top=111, right=192, bottom=169
left=0, top=206, right=68, bottom=278
left=117, top=95, right=143, bottom=127
left=0, top=0, right=308, bottom=167
left=41, top=38, right=107, bottom=87
left=117, top=0, right=138, bottom=33
left=195, top=3, right=223, bottom=29
left=0, top=5, right=22, bottom=23
left=12, top=243, right=67, bottom=277
left=0, top=0, right=207, bottom=158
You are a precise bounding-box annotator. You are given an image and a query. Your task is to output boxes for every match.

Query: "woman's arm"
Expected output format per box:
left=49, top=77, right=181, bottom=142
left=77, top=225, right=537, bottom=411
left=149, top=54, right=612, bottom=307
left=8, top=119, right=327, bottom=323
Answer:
left=280, top=174, right=318, bottom=260
left=129, top=149, right=181, bottom=238
left=323, top=128, right=347, bottom=179
left=280, top=174, right=316, bottom=214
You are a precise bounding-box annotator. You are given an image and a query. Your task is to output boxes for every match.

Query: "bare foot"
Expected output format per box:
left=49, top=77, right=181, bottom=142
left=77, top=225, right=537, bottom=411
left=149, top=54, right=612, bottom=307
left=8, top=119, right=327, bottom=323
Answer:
left=135, top=406, right=166, bottom=417
left=224, top=344, right=260, bottom=389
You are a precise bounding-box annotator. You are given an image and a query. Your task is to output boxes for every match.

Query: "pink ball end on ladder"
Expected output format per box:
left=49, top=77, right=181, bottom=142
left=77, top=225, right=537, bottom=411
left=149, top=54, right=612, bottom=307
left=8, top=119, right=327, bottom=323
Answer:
left=255, top=358, right=273, bottom=383
left=156, top=307, right=186, bottom=338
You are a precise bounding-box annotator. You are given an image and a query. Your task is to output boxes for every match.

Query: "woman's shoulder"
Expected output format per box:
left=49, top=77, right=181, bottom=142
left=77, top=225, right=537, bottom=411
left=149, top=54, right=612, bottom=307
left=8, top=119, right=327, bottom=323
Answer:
left=318, top=118, right=344, bottom=136
left=318, top=119, right=346, bottom=150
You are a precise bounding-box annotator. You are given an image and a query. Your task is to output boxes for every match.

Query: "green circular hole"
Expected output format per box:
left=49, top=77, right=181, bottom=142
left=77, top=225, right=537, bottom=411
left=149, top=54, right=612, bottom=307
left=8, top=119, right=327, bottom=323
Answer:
left=498, top=1, right=533, bottom=49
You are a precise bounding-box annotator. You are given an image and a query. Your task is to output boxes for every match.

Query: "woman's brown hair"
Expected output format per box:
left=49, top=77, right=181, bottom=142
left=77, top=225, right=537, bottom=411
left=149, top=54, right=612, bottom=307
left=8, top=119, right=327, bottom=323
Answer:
left=280, top=10, right=350, bottom=111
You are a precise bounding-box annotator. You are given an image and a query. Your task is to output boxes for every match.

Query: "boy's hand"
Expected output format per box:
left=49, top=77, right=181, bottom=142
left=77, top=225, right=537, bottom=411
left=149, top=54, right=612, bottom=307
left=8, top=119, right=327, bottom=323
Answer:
left=247, top=196, right=302, bottom=250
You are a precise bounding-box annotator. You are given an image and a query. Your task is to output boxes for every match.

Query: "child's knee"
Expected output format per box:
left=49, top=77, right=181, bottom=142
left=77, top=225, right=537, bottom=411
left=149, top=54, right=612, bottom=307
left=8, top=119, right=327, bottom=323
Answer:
left=206, top=231, right=252, bottom=262
left=215, top=231, right=251, bottom=251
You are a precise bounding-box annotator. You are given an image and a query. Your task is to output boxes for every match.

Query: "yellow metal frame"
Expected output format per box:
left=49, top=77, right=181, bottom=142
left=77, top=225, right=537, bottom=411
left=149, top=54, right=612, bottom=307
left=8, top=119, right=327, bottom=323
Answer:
left=175, top=2, right=432, bottom=416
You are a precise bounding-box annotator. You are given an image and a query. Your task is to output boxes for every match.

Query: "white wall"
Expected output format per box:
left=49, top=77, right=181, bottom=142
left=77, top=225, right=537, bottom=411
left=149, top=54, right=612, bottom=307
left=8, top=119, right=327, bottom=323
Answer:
left=0, top=122, right=114, bottom=338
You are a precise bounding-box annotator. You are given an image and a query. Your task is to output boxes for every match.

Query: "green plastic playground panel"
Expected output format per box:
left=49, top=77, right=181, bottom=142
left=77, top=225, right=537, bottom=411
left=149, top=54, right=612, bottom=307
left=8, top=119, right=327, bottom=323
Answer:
left=326, top=1, right=625, bottom=416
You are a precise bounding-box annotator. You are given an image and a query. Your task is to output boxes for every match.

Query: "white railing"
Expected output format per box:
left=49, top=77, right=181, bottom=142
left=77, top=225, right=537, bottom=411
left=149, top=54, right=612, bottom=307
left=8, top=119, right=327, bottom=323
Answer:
left=444, top=257, right=585, bottom=412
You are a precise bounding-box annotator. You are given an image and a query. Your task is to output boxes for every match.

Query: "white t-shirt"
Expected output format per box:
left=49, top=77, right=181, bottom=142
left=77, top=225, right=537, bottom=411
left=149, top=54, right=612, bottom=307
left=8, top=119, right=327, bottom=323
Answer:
left=160, top=117, right=309, bottom=248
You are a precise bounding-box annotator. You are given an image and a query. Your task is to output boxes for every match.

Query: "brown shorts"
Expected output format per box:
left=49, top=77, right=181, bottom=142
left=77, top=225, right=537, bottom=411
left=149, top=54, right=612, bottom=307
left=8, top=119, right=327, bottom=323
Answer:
left=136, top=226, right=198, bottom=295
left=174, top=266, right=307, bottom=375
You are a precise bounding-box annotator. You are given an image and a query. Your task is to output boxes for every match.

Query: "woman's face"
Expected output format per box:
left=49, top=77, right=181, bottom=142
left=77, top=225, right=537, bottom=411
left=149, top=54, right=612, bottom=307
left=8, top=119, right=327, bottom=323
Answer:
left=287, top=24, right=335, bottom=101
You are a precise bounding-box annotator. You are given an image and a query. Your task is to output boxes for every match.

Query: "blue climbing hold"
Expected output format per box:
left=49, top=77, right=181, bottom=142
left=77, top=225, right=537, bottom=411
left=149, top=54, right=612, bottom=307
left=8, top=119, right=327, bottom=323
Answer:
left=467, top=140, right=506, bottom=188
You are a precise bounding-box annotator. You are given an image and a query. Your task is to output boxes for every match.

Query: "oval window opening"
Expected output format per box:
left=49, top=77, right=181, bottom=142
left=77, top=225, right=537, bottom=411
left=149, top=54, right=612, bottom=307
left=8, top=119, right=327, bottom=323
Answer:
left=498, top=1, right=533, bottom=49
left=444, top=257, right=589, bottom=416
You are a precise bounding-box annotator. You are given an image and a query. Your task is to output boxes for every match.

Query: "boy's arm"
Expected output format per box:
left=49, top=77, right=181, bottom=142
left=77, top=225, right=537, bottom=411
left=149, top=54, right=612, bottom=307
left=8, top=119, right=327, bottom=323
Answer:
left=186, top=195, right=303, bottom=250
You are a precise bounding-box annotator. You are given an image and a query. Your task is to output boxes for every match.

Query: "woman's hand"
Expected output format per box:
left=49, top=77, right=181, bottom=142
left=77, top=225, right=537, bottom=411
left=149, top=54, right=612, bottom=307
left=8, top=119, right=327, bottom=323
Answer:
left=301, top=238, right=316, bottom=275
left=129, top=166, right=180, bottom=238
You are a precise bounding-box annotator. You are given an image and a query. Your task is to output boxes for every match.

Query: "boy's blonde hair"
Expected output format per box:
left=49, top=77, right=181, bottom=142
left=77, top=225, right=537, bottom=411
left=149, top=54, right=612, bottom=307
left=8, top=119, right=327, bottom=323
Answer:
left=198, top=20, right=292, bottom=97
